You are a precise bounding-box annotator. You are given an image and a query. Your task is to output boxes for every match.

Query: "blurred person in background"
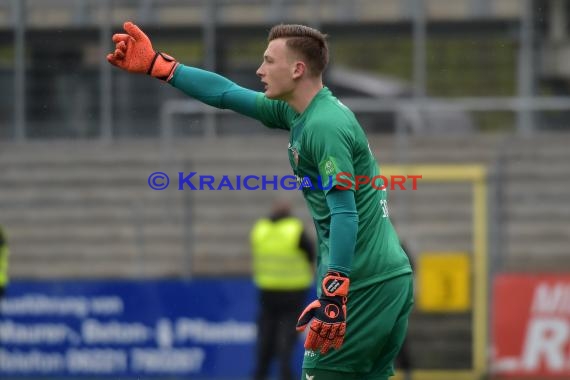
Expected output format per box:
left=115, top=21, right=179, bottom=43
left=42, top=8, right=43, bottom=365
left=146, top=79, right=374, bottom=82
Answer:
left=108, top=21, right=413, bottom=380
left=250, top=198, right=315, bottom=380
left=0, top=226, right=10, bottom=307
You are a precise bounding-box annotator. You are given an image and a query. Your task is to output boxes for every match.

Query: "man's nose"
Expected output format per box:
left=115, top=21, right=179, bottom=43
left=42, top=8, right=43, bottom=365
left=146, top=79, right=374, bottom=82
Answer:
left=256, top=66, right=263, bottom=77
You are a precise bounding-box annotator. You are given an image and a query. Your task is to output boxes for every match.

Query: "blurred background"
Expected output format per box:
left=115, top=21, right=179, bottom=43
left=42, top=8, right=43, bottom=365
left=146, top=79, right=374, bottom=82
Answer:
left=0, top=0, right=569, bottom=379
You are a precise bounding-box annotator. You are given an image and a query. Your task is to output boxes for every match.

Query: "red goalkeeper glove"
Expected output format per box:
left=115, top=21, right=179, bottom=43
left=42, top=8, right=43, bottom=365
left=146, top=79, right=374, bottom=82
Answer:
left=106, top=21, right=178, bottom=81
left=296, top=272, right=349, bottom=354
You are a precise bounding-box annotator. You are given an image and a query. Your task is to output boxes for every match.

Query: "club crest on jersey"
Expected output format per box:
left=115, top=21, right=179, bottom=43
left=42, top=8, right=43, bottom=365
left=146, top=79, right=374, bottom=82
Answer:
left=288, top=142, right=300, bottom=167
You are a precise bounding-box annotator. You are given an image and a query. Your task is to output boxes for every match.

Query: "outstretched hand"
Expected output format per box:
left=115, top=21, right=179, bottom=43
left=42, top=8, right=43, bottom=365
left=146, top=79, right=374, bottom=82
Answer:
left=107, top=21, right=178, bottom=81
left=107, top=21, right=155, bottom=74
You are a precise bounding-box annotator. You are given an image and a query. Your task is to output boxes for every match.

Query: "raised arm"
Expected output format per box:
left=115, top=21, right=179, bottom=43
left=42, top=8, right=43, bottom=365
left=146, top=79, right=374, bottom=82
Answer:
left=169, top=65, right=259, bottom=119
left=107, top=21, right=293, bottom=128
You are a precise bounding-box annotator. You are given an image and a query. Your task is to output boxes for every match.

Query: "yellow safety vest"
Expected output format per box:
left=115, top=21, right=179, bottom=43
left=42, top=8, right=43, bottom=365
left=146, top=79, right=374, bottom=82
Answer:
left=251, top=217, right=313, bottom=290
left=0, top=243, right=9, bottom=287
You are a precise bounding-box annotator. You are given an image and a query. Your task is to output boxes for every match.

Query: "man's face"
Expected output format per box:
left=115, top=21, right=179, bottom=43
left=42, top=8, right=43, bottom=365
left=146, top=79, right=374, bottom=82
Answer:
left=256, top=38, right=299, bottom=100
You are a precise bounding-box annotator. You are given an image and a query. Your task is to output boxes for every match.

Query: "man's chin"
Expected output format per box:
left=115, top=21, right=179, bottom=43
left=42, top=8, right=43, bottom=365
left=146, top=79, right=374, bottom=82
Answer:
left=265, top=91, right=282, bottom=101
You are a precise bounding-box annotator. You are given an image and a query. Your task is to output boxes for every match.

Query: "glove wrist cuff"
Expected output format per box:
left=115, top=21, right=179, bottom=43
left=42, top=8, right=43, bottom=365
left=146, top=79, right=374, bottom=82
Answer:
left=322, top=272, right=350, bottom=298
left=148, top=51, right=178, bottom=82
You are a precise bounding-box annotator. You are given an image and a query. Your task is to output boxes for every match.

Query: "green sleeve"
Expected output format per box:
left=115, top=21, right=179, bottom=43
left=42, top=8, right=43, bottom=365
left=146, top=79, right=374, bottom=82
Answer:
left=325, top=189, right=358, bottom=276
left=170, top=65, right=296, bottom=130
left=305, top=112, right=359, bottom=275
left=170, top=65, right=259, bottom=118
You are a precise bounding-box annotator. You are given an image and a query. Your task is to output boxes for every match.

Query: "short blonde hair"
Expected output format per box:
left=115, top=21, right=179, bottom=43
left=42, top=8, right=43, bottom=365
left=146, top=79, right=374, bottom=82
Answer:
left=268, top=24, right=329, bottom=76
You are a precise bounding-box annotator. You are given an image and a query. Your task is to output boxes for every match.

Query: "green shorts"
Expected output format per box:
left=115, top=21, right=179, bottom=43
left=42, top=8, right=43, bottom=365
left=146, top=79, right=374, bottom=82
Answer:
left=302, top=273, right=414, bottom=380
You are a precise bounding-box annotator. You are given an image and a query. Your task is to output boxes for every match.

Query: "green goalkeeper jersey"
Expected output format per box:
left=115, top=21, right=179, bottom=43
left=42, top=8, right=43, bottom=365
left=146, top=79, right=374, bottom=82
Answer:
left=255, top=87, right=412, bottom=290
left=169, top=66, right=411, bottom=290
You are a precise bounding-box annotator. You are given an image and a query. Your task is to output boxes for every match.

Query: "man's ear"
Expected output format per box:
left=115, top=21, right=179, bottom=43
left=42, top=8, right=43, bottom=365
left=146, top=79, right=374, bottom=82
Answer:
left=292, top=61, right=306, bottom=79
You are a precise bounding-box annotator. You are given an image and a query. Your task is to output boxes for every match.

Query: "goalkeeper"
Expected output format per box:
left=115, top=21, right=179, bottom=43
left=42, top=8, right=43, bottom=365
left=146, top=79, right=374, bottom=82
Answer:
left=108, top=22, right=413, bottom=380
